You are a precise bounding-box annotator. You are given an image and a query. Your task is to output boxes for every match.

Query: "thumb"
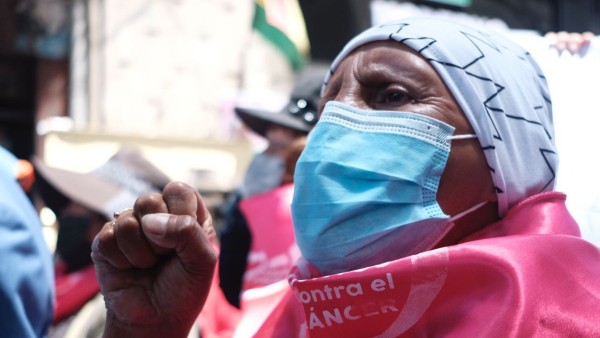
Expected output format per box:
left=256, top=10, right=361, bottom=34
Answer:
left=141, top=213, right=217, bottom=275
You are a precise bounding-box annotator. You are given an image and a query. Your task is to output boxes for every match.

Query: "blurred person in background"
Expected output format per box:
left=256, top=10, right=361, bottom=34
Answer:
left=218, top=62, right=327, bottom=309
left=197, top=137, right=308, bottom=338
left=196, top=64, right=324, bottom=338
left=0, top=145, right=54, bottom=338
left=228, top=136, right=307, bottom=336
left=33, top=145, right=172, bottom=338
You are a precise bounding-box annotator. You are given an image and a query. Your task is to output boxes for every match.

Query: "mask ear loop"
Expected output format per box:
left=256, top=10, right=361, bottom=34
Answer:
left=447, top=134, right=477, bottom=140
left=449, top=200, right=489, bottom=222
left=446, top=133, right=486, bottom=221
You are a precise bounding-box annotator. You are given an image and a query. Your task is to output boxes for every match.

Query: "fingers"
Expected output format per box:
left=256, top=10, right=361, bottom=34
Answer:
left=93, top=193, right=169, bottom=270
left=133, top=193, right=171, bottom=255
left=145, top=182, right=217, bottom=274
left=112, top=193, right=171, bottom=267
left=161, top=182, right=199, bottom=217
left=142, top=213, right=217, bottom=276
left=582, top=32, right=595, bottom=41
left=114, top=212, right=159, bottom=268
left=546, top=31, right=594, bottom=56
left=92, top=182, right=216, bottom=274
left=93, top=221, right=131, bottom=269
left=580, top=32, right=595, bottom=55
left=134, top=192, right=168, bottom=215
left=193, top=189, right=216, bottom=238
left=564, top=32, right=589, bottom=55
left=162, top=182, right=215, bottom=238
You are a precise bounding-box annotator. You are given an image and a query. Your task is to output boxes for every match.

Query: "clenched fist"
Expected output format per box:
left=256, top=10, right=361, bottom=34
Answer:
left=92, top=182, right=217, bottom=338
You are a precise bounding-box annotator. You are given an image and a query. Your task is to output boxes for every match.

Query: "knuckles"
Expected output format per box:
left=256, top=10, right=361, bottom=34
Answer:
left=94, top=223, right=132, bottom=269
left=92, top=182, right=217, bottom=271
left=114, top=215, right=143, bottom=237
left=163, top=181, right=195, bottom=199
left=134, top=192, right=167, bottom=215
left=96, top=222, right=116, bottom=254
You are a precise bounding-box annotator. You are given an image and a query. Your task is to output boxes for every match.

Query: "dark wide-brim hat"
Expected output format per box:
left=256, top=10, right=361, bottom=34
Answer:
left=235, top=62, right=330, bottom=138
left=34, top=145, right=171, bottom=220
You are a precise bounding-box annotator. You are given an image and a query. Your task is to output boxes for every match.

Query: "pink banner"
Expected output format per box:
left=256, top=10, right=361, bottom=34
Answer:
left=283, top=192, right=600, bottom=337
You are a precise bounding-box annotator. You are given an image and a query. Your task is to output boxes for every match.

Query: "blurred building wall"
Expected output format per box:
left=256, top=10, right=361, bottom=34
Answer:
left=80, top=0, right=296, bottom=142
left=4, top=0, right=599, bottom=190
left=39, top=0, right=299, bottom=191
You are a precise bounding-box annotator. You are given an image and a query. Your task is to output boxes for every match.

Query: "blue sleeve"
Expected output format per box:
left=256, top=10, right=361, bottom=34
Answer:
left=0, top=147, right=55, bottom=338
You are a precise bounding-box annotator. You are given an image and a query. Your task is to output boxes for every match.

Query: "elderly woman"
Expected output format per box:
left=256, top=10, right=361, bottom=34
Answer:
left=92, top=18, right=600, bottom=337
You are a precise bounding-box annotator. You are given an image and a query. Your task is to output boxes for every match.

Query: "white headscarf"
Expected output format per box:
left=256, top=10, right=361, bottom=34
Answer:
left=322, top=18, right=557, bottom=217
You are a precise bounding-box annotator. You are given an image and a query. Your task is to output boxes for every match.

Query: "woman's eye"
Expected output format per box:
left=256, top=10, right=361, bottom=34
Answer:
left=385, top=92, right=405, bottom=103
left=378, top=89, right=413, bottom=105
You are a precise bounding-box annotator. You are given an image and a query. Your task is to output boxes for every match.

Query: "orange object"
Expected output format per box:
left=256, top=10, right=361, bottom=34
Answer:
left=15, top=159, right=35, bottom=192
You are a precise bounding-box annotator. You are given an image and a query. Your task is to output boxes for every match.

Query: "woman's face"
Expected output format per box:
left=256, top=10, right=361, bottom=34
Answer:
left=320, top=41, right=496, bottom=218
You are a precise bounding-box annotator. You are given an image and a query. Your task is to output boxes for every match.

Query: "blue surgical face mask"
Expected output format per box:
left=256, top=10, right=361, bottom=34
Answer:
left=291, top=101, right=479, bottom=276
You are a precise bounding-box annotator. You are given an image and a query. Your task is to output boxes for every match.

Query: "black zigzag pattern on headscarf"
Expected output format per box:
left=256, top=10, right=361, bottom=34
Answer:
left=386, top=24, right=556, bottom=194
left=390, top=27, right=507, bottom=192
left=524, top=51, right=553, bottom=106
left=540, top=148, right=557, bottom=191
left=390, top=29, right=506, bottom=143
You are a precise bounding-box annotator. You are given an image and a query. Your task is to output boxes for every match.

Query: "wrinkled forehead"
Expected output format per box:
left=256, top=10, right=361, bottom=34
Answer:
left=324, top=19, right=525, bottom=92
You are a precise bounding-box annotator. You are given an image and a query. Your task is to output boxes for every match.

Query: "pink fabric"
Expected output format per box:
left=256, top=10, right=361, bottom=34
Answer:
left=197, top=243, right=242, bottom=338
left=232, top=183, right=302, bottom=337
left=53, top=263, right=100, bottom=323
left=258, top=192, right=600, bottom=337
left=234, top=281, right=298, bottom=337
left=239, top=183, right=300, bottom=291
